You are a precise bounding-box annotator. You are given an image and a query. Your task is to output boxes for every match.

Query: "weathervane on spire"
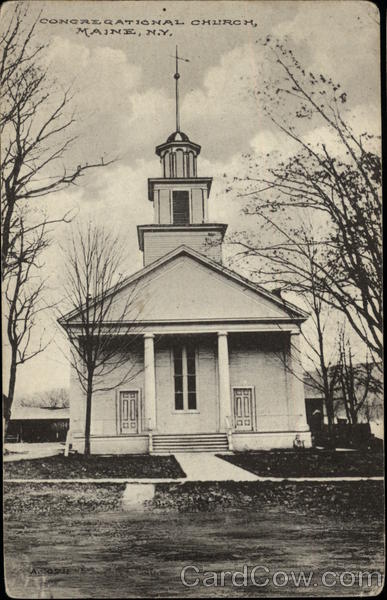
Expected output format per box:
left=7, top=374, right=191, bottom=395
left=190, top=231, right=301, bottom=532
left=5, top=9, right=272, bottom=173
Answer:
left=173, top=46, right=189, bottom=132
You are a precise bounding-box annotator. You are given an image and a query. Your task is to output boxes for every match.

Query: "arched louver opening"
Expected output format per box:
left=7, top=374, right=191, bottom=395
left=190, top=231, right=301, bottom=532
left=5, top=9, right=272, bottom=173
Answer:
left=160, top=145, right=198, bottom=179
left=187, top=151, right=195, bottom=177
left=175, top=149, right=184, bottom=177
left=162, top=154, right=169, bottom=177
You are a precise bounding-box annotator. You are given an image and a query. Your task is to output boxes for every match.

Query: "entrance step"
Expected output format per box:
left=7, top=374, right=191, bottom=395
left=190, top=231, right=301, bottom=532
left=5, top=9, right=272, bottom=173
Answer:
left=152, top=433, right=229, bottom=453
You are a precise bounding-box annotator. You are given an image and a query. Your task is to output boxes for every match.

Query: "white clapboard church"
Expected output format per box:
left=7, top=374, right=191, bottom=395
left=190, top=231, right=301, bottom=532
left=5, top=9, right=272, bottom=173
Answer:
left=62, top=53, right=311, bottom=454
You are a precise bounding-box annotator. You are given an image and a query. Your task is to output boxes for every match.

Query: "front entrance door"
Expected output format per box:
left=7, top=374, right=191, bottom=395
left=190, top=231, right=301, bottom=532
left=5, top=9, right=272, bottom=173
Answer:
left=233, top=388, right=254, bottom=431
left=119, top=391, right=139, bottom=434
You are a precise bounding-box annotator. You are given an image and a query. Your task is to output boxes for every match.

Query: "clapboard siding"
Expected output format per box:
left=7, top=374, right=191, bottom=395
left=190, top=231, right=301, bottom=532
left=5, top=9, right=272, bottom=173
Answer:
left=229, top=333, right=290, bottom=432
left=143, top=230, right=223, bottom=265
left=69, top=346, right=145, bottom=437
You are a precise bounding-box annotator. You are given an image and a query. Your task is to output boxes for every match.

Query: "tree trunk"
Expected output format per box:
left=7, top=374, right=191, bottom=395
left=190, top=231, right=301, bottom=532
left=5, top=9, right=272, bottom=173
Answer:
left=3, top=348, right=17, bottom=450
left=1, top=184, right=16, bottom=278
left=341, top=380, right=352, bottom=424
left=84, top=376, right=93, bottom=456
left=314, top=304, right=335, bottom=437
left=325, top=392, right=335, bottom=432
left=350, top=405, right=358, bottom=425
left=321, top=366, right=335, bottom=436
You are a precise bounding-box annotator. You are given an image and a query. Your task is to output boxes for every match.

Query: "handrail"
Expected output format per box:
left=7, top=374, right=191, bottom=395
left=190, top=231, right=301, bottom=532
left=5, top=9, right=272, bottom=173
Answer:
left=145, top=417, right=153, bottom=453
left=149, top=429, right=153, bottom=453
left=225, top=416, right=233, bottom=451
left=64, top=430, right=73, bottom=457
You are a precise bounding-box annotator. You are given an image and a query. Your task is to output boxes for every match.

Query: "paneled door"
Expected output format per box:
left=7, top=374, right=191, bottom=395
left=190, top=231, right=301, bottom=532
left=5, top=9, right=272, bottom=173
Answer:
left=119, top=391, right=139, bottom=434
left=233, top=388, right=254, bottom=431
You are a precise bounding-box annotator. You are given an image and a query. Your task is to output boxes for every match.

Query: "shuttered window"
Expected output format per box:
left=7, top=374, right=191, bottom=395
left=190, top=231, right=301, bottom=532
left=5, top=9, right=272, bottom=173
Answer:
left=172, top=190, right=190, bottom=225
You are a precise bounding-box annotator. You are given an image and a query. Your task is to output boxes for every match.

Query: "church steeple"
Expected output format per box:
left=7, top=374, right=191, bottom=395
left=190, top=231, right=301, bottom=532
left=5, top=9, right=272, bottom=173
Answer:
left=137, top=50, right=227, bottom=266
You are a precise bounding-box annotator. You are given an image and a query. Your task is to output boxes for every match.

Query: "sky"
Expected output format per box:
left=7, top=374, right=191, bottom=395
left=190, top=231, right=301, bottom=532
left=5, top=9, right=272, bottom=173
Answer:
left=0, top=0, right=381, bottom=397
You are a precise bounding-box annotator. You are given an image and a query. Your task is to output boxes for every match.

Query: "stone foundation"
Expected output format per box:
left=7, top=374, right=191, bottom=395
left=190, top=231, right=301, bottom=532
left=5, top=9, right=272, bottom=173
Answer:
left=71, top=434, right=149, bottom=455
left=69, top=430, right=311, bottom=454
left=231, top=431, right=312, bottom=451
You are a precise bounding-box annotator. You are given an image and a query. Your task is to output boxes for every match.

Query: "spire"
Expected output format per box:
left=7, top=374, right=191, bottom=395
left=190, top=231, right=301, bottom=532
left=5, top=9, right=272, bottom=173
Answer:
left=173, top=46, right=189, bottom=133
left=174, top=46, right=180, bottom=132
left=155, top=48, right=200, bottom=176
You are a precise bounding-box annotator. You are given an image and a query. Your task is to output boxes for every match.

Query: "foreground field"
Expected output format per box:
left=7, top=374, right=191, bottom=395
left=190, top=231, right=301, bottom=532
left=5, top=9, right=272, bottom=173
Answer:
left=4, top=480, right=384, bottom=597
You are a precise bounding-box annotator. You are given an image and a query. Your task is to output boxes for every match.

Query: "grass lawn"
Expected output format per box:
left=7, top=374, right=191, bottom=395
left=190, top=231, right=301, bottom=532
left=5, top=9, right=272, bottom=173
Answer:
left=4, top=480, right=384, bottom=597
left=217, top=449, right=384, bottom=477
left=4, top=453, right=186, bottom=479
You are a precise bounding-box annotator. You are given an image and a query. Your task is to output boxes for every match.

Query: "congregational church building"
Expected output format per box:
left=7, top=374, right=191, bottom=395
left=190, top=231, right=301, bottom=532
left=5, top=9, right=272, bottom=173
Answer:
left=62, top=53, right=311, bottom=454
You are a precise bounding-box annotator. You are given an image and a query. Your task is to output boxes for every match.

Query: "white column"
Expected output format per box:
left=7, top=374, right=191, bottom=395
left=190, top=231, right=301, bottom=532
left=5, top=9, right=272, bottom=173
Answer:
left=217, top=331, right=232, bottom=431
left=144, top=333, right=156, bottom=431
left=289, top=331, right=309, bottom=431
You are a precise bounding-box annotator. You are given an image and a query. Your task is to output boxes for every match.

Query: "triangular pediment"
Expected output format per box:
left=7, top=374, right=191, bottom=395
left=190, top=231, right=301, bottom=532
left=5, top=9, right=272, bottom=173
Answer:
left=61, top=246, right=307, bottom=324
left=124, top=255, right=297, bottom=322
left=61, top=246, right=307, bottom=325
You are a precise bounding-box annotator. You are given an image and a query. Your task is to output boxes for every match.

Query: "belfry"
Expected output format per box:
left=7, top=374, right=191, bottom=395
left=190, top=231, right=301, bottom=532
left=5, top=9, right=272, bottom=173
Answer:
left=138, top=47, right=227, bottom=266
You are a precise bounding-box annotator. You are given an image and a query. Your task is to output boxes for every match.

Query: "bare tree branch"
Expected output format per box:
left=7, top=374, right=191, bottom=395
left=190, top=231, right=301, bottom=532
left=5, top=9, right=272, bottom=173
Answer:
left=1, top=2, right=114, bottom=277
left=230, top=37, right=382, bottom=366
left=1, top=3, right=114, bottom=441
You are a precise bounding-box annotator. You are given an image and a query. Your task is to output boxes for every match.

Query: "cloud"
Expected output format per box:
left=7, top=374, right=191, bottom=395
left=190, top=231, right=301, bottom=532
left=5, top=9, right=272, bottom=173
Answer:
left=42, top=37, right=145, bottom=165
left=181, top=43, right=263, bottom=161
left=271, top=1, right=379, bottom=109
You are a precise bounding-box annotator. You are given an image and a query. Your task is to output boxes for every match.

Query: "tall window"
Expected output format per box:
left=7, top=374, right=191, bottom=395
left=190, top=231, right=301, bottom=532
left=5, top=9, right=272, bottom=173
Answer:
left=172, top=190, right=190, bottom=225
left=173, top=343, right=197, bottom=411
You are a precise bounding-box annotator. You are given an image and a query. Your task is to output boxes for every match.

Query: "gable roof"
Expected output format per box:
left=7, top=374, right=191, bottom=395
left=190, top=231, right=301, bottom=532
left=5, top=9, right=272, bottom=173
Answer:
left=59, top=245, right=308, bottom=325
left=10, top=406, right=69, bottom=420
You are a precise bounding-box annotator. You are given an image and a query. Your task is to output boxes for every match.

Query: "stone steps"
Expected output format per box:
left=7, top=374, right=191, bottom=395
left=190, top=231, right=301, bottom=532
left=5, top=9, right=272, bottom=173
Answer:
left=152, top=433, right=229, bottom=453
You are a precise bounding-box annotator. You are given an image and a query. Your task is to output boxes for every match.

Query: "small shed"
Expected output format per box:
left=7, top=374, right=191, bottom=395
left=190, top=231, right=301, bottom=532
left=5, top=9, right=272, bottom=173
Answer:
left=7, top=406, right=69, bottom=443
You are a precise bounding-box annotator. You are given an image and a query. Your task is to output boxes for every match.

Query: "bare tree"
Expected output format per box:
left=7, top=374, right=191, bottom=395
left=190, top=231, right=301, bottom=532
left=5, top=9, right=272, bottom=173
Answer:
left=232, top=37, right=382, bottom=363
left=20, top=387, right=69, bottom=409
left=3, top=213, right=52, bottom=431
left=1, top=3, right=114, bottom=437
left=58, top=223, right=145, bottom=456
left=1, top=2, right=113, bottom=277
left=337, top=328, right=381, bottom=425
left=231, top=214, right=344, bottom=434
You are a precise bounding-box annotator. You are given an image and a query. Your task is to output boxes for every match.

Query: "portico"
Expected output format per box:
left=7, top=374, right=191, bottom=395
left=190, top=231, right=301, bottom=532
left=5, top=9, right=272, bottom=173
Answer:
left=142, top=329, right=232, bottom=434
left=93, top=323, right=309, bottom=454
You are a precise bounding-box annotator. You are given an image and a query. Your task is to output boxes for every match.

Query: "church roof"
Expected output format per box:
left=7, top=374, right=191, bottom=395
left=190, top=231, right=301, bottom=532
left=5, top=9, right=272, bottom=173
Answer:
left=10, top=406, right=69, bottom=421
left=166, top=130, right=190, bottom=142
left=155, top=137, right=201, bottom=157
left=59, top=245, right=309, bottom=326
